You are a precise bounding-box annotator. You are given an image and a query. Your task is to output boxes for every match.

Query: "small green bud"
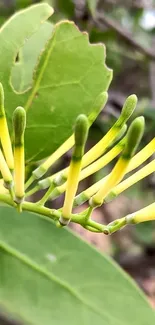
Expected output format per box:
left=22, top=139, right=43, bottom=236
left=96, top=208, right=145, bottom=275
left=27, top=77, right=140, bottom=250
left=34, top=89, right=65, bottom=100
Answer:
left=13, top=107, right=26, bottom=146
left=88, top=92, right=108, bottom=125
left=123, top=116, right=145, bottom=159
left=119, top=94, right=137, bottom=125
left=61, top=115, right=89, bottom=221
left=117, top=124, right=127, bottom=139
left=110, top=124, right=127, bottom=148
left=74, top=114, right=89, bottom=147
left=72, top=114, right=89, bottom=161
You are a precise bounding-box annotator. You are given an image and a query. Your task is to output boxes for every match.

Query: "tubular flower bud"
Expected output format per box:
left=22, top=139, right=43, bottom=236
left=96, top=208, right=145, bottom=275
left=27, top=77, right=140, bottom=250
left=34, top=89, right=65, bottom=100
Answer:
left=74, top=136, right=155, bottom=207
left=126, top=203, right=155, bottom=224
left=60, top=115, right=89, bottom=225
left=0, top=149, right=13, bottom=197
left=38, top=94, right=135, bottom=189
left=90, top=116, right=145, bottom=208
left=0, top=83, right=14, bottom=170
left=105, top=159, right=155, bottom=203
left=13, top=106, right=26, bottom=206
left=50, top=137, right=126, bottom=201
left=81, top=94, right=138, bottom=168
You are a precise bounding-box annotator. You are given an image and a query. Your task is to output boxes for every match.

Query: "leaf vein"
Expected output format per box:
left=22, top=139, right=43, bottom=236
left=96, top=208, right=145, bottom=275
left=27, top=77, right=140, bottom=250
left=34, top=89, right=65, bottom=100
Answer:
left=0, top=241, right=120, bottom=323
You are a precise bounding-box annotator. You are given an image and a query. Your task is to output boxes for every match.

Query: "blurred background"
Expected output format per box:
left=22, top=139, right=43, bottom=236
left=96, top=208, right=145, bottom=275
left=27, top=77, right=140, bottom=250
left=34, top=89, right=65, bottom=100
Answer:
left=0, top=0, right=155, bottom=311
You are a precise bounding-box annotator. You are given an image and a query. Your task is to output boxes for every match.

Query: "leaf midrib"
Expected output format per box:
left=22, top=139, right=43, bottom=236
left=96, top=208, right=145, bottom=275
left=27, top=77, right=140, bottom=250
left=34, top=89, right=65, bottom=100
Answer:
left=0, top=240, right=122, bottom=324
left=24, top=22, right=97, bottom=113
left=24, top=27, right=56, bottom=112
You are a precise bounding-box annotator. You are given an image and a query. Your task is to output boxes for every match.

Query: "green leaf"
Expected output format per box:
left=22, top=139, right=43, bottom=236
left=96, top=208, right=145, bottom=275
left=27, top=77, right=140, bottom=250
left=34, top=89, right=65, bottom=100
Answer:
left=0, top=4, right=112, bottom=162
left=0, top=206, right=154, bottom=325
left=11, top=21, right=54, bottom=92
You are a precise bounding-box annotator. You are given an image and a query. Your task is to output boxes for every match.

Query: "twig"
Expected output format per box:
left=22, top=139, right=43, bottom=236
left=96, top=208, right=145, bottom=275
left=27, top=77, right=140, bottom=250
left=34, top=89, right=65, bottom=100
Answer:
left=93, top=12, right=155, bottom=61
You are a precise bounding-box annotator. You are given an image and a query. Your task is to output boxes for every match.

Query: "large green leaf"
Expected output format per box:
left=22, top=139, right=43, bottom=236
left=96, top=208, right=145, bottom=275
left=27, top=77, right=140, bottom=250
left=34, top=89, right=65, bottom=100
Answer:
left=0, top=4, right=112, bottom=162
left=0, top=206, right=154, bottom=325
left=11, top=21, right=54, bottom=92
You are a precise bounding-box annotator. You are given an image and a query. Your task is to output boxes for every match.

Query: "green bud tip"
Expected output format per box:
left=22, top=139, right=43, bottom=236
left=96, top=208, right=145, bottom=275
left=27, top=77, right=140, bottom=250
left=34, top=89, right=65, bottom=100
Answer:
left=98, top=91, right=108, bottom=104
left=121, top=94, right=137, bottom=122
left=114, top=124, right=127, bottom=144
left=123, top=116, right=145, bottom=158
left=88, top=92, right=108, bottom=125
left=96, top=92, right=108, bottom=109
left=13, top=106, right=26, bottom=144
left=0, top=83, right=4, bottom=111
left=119, top=124, right=127, bottom=136
left=74, top=114, right=89, bottom=147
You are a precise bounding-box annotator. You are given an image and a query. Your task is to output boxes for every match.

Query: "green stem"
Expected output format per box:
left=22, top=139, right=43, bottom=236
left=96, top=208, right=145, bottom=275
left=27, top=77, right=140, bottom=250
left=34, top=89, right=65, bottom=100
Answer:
left=25, top=184, right=40, bottom=197
left=84, top=225, right=101, bottom=233
left=84, top=206, right=94, bottom=223
left=37, top=183, right=55, bottom=206
left=17, top=203, right=22, bottom=213
left=8, top=186, right=14, bottom=201
left=87, top=219, right=106, bottom=232
left=25, top=174, right=35, bottom=190
left=0, top=193, right=107, bottom=233
left=106, top=217, right=126, bottom=234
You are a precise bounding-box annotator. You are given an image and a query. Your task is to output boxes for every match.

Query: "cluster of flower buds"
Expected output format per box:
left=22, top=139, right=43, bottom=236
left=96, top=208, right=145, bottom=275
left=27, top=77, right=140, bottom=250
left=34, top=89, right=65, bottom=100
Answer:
left=0, top=81, right=155, bottom=234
